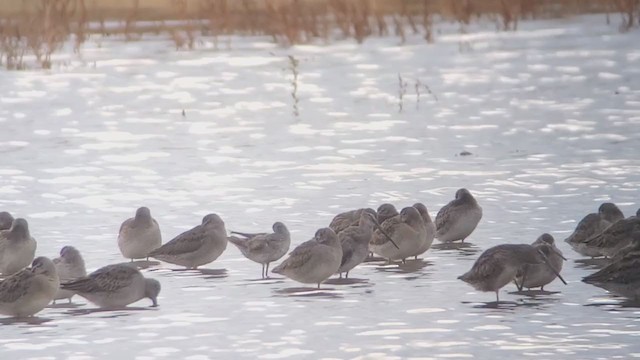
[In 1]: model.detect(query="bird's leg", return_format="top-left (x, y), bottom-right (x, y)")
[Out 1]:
top-left (517, 265), bottom-right (528, 292)
top-left (346, 272), bottom-right (349, 279)
top-left (265, 263), bottom-right (270, 279)
top-left (130, 259), bottom-right (133, 263)
top-left (317, 283), bottom-right (321, 289)
top-left (339, 273), bottom-right (342, 279)
top-left (541, 286), bottom-right (544, 291)
top-left (414, 256), bottom-right (418, 260)
top-left (68, 298), bottom-right (72, 304)
top-left (402, 258), bottom-right (406, 264)
top-left (495, 291), bottom-right (499, 303)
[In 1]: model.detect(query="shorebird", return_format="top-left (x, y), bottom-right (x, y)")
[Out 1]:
top-left (565, 203), bottom-right (625, 256)
top-left (370, 207), bottom-right (426, 262)
top-left (272, 227), bottom-right (342, 289)
top-left (228, 222), bottom-right (291, 279)
top-left (62, 263), bottom-right (160, 308)
top-left (52, 246), bottom-right (87, 304)
top-left (581, 209), bottom-right (640, 258)
top-left (514, 234), bottom-right (565, 291)
top-left (0, 218), bottom-right (37, 276)
top-left (0, 257), bottom-right (59, 317)
top-left (412, 203), bottom-right (436, 259)
top-left (329, 208), bottom-right (376, 235)
top-left (435, 188), bottom-right (482, 243)
top-left (583, 232), bottom-right (640, 300)
top-left (0, 212), bottom-right (14, 231)
top-left (149, 214), bottom-right (227, 269)
top-left (376, 203), bottom-right (399, 225)
top-left (458, 243), bottom-right (567, 302)
top-left (118, 207), bottom-right (162, 261)
top-left (337, 212), bottom-right (396, 278)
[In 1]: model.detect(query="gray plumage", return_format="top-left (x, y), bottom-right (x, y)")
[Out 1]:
top-left (337, 212), bottom-right (379, 278)
top-left (118, 207), bottom-right (162, 261)
top-left (515, 234), bottom-right (565, 290)
top-left (329, 208), bottom-right (376, 235)
top-left (582, 210), bottom-right (640, 258)
top-left (61, 263), bottom-right (160, 308)
top-left (272, 228), bottom-right (342, 289)
top-left (376, 203), bottom-right (399, 225)
top-left (459, 244), bottom-right (566, 302)
top-left (0, 212), bottom-right (14, 231)
top-left (435, 188), bottom-right (482, 243)
top-left (228, 222), bottom-right (291, 279)
top-left (0, 257), bottom-right (59, 317)
top-left (0, 218), bottom-right (37, 276)
top-left (412, 203), bottom-right (436, 258)
top-left (370, 207), bottom-right (426, 261)
top-left (149, 214), bottom-right (227, 269)
top-left (565, 203), bottom-right (625, 256)
top-left (52, 246), bottom-right (87, 303)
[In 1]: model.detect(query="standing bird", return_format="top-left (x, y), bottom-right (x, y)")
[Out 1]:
top-left (412, 203), bottom-right (436, 259)
top-left (118, 207), bottom-right (162, 261)
top-left (272, 228), bottom-right (342, 289)
top-left (376, 203), bottom-right (399, 225)
top-left (0, 212), bottom-right (14, 230)
top-left (581, 209), bottom-right (640, 258)
top-left (370, 207), bottom-right (426, 262)
top-left (514, 234), bottom-right (565, 291)
top-left (0, 218), bottom-right (37, 276)
top-left (583, 232), bottom-right (640, 300)
top-left (52, 246), bottom-right (87, 304)
top-left (458, 244), bottom-right (567, 302)
top-left (149, 214), bottom-right (227, 269)
top-left (0, 257), bottom-right (59, 318)
top-left (564, 203), bottom-right (625, 256)
top-left (228, 222), bottom-right (291, 279)
top-left (337, 212), bottom-right (395, 278)
top-left (61, 263), bottom-right (160, 309)
top-left (329, 208), bottom-right (376, 235)
top-left (435, 188), bottom-right (482, 243)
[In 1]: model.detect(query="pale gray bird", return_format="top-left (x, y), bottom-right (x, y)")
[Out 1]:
top-left (118, 207), bottom-right (162, 261)
top-left (228, 222), bottom-right (291, 279)
top-left (149, 214), bottom-right (227, 269)
top-left (412, 203), bottom-right (436, 259)
top-left (329, 208), bottom-right (376, 235)
top-left (337, 212), bottom-right (394, 278)
top-left (0, 218), bottom-right (37, 276)
top-left (0, 212), bottom-right (14, 231)
top-left (376, 203), bottom-right (399, 225)
top-left (370, 207), bottom-right (426, 262)
top-left (0, 257), bottom-right (59, 317)
top-left (61, 263), bottom-right (160, 309)
top-left (515, 234), bottom-right (565, 291)
top-left (52, 246), bottom-right (87, 304)
top-left (583, 232), bottom-right (640, 300)
top-left (272, 228), bottom-right (342, 289)
top-left (564, 203), bottom-right (625, 256)
top-left (458, 244), bottom-right (567, 302)
top-left (435, 188), bottom-right (482, 243)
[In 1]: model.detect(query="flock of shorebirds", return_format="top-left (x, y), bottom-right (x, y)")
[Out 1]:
top-left (0, 188), bottom-right (639, 318)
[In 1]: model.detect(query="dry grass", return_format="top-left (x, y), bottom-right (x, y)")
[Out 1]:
top-left (0, 0), bottom-right (637, 69)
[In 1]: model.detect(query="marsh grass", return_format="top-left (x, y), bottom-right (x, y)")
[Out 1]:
top-left (0, 0), bottom-right (638, 69)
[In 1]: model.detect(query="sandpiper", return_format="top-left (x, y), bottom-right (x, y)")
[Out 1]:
top-left (52, 246), bottom-right (87, 304)
top-left (272, 227), bottom-right (342, 289)
top-left (62, 263), bottom-right (160, 308)
top-left (0, 218), bottom-right (37, 276)
top-left (412, 203), bottom-right (436, 258)
top-left (514, 234), bottom-right (565, 291)
top-left (565, 203), bottom-right (625, 256)
top-left (0, 212), bottom-right (14, 231)
top-left (370, 207), bottom-right (426, 262)
top-left (118, 207), bottom-right (162, 261)
top-left (582, 208), bottom-right (640, 258)
top-left (435, 188), bottom-right (482, 243)
top-left (329, 208), bottom-right (376, 235)
top-left (0, 257), bottom-right (59, 317)
top-left (149, 214), bottom-right (227, 269)
top-left (376, 203), bottom-right (399, 225)
top-left (228, 222), bottom-right (291, 279)
top-left (458, 243), bottom-right (567, 302)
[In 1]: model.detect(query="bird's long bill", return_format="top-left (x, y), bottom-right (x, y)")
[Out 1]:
top-left (551, 246), bottom-right (568, 261)
top-left (373, 220), bottom-right (400, 250)
top-left (537, 249), bottom-right (568, 285)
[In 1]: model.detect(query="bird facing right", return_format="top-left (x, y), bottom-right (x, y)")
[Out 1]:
top-left (118, 206), bottom-right (162, 261)
top-left (514, 234), bottom-right (565, 291)
top-left (61, 263), bottom-right (160, 309)
top-left (0, 257), bottom-right (59, 318)
top-left (435, 188), bottom-right (482, 243)
top-left (228, 222), bottom-right (291, 279)
top-left (272, 227), bottom-right (342, 289)
top-left (329, 208), bottom-right (376, 235)
top-left (52, 246), bottom-right (87, 304)
top-left (0, 218), bottom-right (37, 276)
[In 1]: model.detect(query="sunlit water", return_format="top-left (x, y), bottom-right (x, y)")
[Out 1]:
top-left (1, 15), bottom-right (639, 359)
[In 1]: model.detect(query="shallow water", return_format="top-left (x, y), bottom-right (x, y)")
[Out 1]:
top-left (1, 15), bottom-right (640, 359)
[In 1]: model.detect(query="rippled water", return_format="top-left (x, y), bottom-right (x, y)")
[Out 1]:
top-left (1, 15), bottom-right (640, 359)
